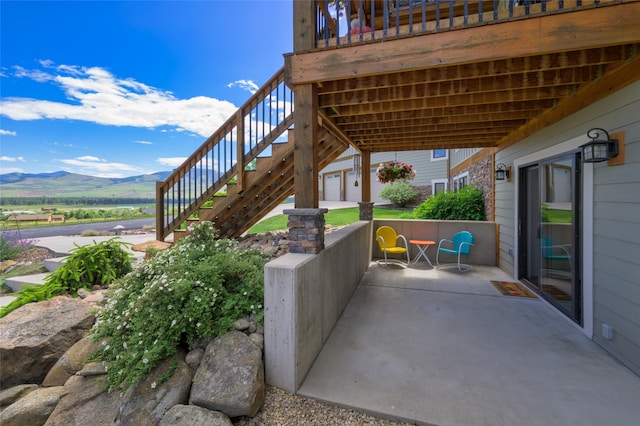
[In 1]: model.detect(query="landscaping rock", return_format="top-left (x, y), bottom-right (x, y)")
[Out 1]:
top-left (185, 348), bottom-right (204, 370)
top-left (44, 374), bottom-right (123, 426)
top-left (159, 404), bottom-right (233, 426)
top-left (0, 386), bottom-right (64, 426)
top-left (42, 335), bottom-right (101, 387)
top-left (0, 296), bottom-right (95, 389)
top-left (0, 384), bottom-right (38, 407)
top-left (116, 350), bottom-right (193, 426)
top-left (190, 331), bottom-right (264, 418)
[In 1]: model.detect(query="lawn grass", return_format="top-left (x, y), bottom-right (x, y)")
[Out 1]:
top-left (247, 207), bottom-right (411, 234)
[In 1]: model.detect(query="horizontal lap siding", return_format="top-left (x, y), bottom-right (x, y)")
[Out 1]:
top-left (592, 115), bottom-right (640, 374)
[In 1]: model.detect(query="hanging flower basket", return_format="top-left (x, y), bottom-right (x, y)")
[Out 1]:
top-left (376, 161), bottom-right (416, 184)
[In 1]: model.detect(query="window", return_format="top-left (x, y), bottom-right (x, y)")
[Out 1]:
top-left (431, 179), bottom-right (448, 194)
top-left (453, 172), bottom-right (468, 191)
top-left (431, 149), bottom-right (448, 161)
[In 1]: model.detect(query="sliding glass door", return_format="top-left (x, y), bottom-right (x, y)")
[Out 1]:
top-left (518, 152), bottom-right (582, 324)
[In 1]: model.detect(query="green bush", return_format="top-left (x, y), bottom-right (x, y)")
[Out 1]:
top-left (90, 221), bottom-right (269, 392)
top-left (413, 185), bottom-right (486, 221)
top-left (45, 238), bottom-right (133, 292)
top-left (379, 182), bottom-right (418, 208)
top-left (0, 238), bottom-right (133, 318)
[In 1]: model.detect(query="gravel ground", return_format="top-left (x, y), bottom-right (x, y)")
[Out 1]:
top-left (233, 387), bottom-right (414, 426)
top-left (13, 246), bottom-right (57, 263)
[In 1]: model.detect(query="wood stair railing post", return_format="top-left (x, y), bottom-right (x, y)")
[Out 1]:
top-left (236, 109), bottom-right (245, 192)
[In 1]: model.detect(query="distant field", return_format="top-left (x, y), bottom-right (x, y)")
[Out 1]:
top-left (2, 203), bottom-right (155, 212)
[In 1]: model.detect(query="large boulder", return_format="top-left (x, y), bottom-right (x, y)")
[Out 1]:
top-left (0, 384), bottom-right (38, 407)
top-left (189, 331), bottom-right (264, 418)
top-left (0, 296), bottom-right (95, 389)
top-left (42, 335), bottom-right (102, 387)
top-left (44, 373), bottom-right (123, 426)
top-left (115, 350), bottom-right (193, 425)
top-left (0, 386), bottom-right (64, 426)
top-left (159, 404), bottom-right (233, 426)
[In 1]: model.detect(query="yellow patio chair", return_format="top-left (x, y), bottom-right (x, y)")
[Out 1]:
top-left (376, 226), bottom-right (410, 267)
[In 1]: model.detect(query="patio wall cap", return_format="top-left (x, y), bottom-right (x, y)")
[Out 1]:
top-left (283, 208), bottom-right (329, 215)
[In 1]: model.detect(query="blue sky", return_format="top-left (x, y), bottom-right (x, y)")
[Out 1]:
top-left (0, 0), bottom-right (293, 178)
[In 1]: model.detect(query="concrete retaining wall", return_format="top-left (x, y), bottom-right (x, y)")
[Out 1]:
top-left (264, 221), bottom-right (371, 392)
top-left (373, 219), bottom-right (498, 266)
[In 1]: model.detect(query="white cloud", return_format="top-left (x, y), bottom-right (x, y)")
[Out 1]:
top-left (57, 156), bottom-right (145, 178)
top-left (157, 157), bottom-right (187, 167)
top-left (75, 155), bottom-right (103, 162)
top-left (1, 62), bottom-right (239, 137)
top-left (0, 129), bottom-right (17, 136)
top-left (227, 79), bottom-right (259, 95)
top-left (0, 155), bottom-right (25, 162)
top-left (134, 140), bottom-right (153, 145)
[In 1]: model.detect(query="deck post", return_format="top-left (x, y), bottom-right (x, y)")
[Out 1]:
top-left (284, 208), bottom-right (328, 254)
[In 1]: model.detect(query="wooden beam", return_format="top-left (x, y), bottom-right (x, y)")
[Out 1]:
top-left (293, 0), bottom-right (315, 52)
top-left (287, 3), bottom-right (640, 84)
top-left (293, 84), bottom-right (319, 208)
top-left (361, 150), bottom-right (371, 202)
top-left (497, 54), bottom-right (640, 150)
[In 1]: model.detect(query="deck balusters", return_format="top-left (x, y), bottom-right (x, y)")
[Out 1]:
top-left (314, 0), bottom-right (604, 47)
top-left (156, 68), bottom-right (293, 241)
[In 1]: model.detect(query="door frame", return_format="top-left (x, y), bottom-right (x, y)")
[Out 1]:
top-left (512, 135), bottom-right (594, 337)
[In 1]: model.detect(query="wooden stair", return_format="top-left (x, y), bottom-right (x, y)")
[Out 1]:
top-left (173, 127), bottom-right (347, 240)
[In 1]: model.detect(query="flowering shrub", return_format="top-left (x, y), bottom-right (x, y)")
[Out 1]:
top-left (90, 221), bottom-right (269, 391)
top-left (379, 181), bottom-right (418, 208)
top-left (376, 161), bottom-right (416, 183)
top-left (0, 231), bottom-right (37, 261)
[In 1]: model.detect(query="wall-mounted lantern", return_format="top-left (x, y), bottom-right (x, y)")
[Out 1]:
top-left (580, 128), bottom-right (619, 163)
top-left (495, 163), bottom-right (511, 181)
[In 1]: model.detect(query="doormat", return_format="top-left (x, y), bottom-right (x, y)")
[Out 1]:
top-left (490, 281), bottom-right (537, 298)
top-left (542, 285), bottom-right (571, 301)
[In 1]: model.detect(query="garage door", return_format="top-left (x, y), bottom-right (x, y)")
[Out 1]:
top-left (323, 173), bottom-right (342, 201)
top-left (344, 171), bottom-right (362, 202)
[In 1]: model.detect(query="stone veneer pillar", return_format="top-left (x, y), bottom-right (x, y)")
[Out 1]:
top-left (358, 202), bottom-right (374, 221)
top-left (283, 208), bottom-right (328, 254)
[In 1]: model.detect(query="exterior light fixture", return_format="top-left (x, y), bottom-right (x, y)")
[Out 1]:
top-left (580, 128), bottom-right (619, 163)
top-left (495, 163), bottom-right (510, 181)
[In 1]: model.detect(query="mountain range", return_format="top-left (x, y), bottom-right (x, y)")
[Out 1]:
top-left (0, 171), bottom-right (172, 199)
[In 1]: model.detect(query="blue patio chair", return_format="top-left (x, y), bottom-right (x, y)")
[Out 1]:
top-left (436, 231), bottom-right (474, 271)
top-left (376, 226), bottom-right (410, 267)
top-left (541, 236), bottom-right (572, 271)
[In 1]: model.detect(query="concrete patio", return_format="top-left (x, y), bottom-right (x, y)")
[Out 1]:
top-left (297, 263), bottom-right (640, 426)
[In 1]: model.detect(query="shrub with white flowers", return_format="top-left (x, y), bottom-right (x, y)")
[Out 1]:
top-left (90, 221), bottom-right (269, 391)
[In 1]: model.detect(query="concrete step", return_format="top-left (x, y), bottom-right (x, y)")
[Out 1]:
top-left (44, 256), bottom-right (68, 272)
top-left (4, 273), bottom-right (49, 292)
top-left (0, 295), bottom-right (18, 308)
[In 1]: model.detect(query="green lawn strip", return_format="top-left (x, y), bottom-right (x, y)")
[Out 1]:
top-left (247, 207), bottom-right (409, 234)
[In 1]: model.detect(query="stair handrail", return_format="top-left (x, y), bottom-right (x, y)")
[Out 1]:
top-left (156, 66), bottom-right (293, 241)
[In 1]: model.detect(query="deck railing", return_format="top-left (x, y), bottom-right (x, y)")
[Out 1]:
top-left (156, 67), bottom-right (293, 241)
top-left (316, 0), bottom-right (613, 48)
